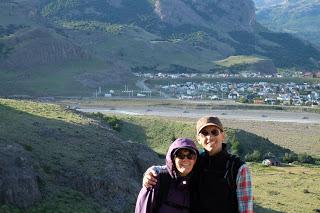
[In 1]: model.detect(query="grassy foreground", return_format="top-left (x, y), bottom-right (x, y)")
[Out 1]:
top-left (251, 163), bottom-right (320, 213)
top-left (0, 98), bottom-right (319, 212)
top-left (104, 114), bottom-right (320, 213)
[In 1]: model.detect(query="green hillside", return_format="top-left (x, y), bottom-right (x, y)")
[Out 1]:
top-left (1, 0), bottom-right (320, 96)
top-left (0, 98), bottom-right (319, 212)
top-left (0, 98), bottom-right (159, 212)
top-left (39, 0), bottom-right (320, 71)
top-left (116, 115), bottom-right (293, 160)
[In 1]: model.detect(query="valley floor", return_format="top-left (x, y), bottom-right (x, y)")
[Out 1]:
top-left (67, 98), bottom-right (320, 157)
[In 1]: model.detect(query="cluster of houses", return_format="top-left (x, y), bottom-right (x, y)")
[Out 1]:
top-left (159, 80), bottom-right (320, 106)
top-left (134, 71), bottom-right (320, 79)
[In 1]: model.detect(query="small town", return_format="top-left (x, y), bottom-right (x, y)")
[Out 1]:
top-left (133, 72), bottom-right (320, 106)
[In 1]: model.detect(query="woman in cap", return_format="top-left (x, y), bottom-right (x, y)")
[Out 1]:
top-left (135, 138), bottom-right (198, 213)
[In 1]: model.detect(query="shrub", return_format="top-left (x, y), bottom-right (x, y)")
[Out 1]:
top-left (23, 144), bottom-right (33, 152)
top-left (282, 152), bottom-right (298, 163)
top-left (297, 153), bottom-right (315, 164)
top-left (230, 135), bottom-right (243, 155)
top-left (245, 150), bottom-right (262, 162)
top-left (103, 115), bottom-right (121, 131)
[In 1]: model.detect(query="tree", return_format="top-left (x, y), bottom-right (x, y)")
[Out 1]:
top-left (245, 150), bottom-right (262, 162)
top-left (282, 152), bottom-right (298, 163)
top-left (298, 153), bottom-right (315, 164)
top-left (230, 135), bottom-right (243, 156)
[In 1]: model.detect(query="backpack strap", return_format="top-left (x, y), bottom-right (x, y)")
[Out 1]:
top-left (154, 171), bottom-right (171, 212)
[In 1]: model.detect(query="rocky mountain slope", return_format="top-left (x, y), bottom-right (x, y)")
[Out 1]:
top-left (255, 0), bottom-right (320, 46)
top-left (0, 0), bottom-right (320, 96)
top-left (0, 99), bottom-right (161, 212)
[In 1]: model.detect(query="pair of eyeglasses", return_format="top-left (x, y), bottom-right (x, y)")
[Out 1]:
top-left (175, 152), bottom-right (196, 160)
top-left (200, 129), bottom-right (221, 137)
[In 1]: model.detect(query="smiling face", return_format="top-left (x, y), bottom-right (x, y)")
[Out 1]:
top-left (174, 149), bottom-right (197, 176)
top-left (197, 125), bottom-right (225, 156)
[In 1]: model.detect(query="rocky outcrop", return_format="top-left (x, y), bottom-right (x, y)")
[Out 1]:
top-left (0, 138), bottom-right (160, 212)
top-left (154, 0), bottom-right (210, 28)
top-left (0, 143), bottom-right (41, 208)
top-left (0, 98), bottom-right (162, 212)
top-left (154, 0), bottom-right (256, 32)
top-left (54, 141), bottom-right (161, 212)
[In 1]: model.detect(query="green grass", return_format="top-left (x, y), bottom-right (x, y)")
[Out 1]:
top-left (104, 114), bottom-right (294, 160)
top-left (0, 59), bottom-right (134, 96)
top-left (251, 163), bottom-right (320, 213)
top-left (117, 115), bottom-right (197, 154)
top-left (214, 55), bottom-right (266, 67)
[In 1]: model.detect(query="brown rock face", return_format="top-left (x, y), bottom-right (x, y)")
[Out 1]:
top-left (154, 0), bottom-right (256, 32)
top-left (54, 140), bottom-right (161, 212)
top-left (0, 143), bottom-right (41, 208)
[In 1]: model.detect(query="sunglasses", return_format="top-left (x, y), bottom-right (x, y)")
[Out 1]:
top-left (200, 129), bottom-right (221, 137)
top-left (175, 152), bottom-right (196, 160)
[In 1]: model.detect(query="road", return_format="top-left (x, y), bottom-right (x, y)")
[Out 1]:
top-left (135, 79), bottom-right (171, 98)
top-left (78, 105), bottom-right (320, 124)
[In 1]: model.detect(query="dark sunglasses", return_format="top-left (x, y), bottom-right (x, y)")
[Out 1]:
top-left (200, 129), bottom-right (221, 137)
top-left (175, 152), bottom-right (196, 160)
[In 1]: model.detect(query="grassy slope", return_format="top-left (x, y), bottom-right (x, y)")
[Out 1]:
top-left (0, 98), bottom-right (122, 212)
top-left (115, 114), bottom-right (292, 159)
top-left (0, 60), bottom-right (106, 96)
top-left (0, 4), bottom-right (138, 97)
top-left (251, 163), bottom-right (320, 213)
top-left (0, 98), bottom-right (319, 212)
top-left (225, 119), bottom-right (320, 158)
top-left (66, 23), bottom-right (221, 72)
top-left (215, 55), bottom-right (266, 67)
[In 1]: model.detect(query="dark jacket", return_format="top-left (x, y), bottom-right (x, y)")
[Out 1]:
top-left (135, 138), bottom-right (198, 213)
top-left (192, 144), bottom-right (244, 213)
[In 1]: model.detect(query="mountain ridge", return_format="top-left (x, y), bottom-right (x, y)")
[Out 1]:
top-left (0, 0), bottom-right (320, 96)
top-left (255, 0), bottom-right (320, 46)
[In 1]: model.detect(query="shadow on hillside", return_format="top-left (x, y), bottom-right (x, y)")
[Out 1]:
top-left (234, 129), bottom-right (294, 158)
top-left (118, 120), bottom-right (149, 144)
top-left (254, 203), bottom-right (284, 213)
top-left (118, 120), bottom-right (167, 158)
